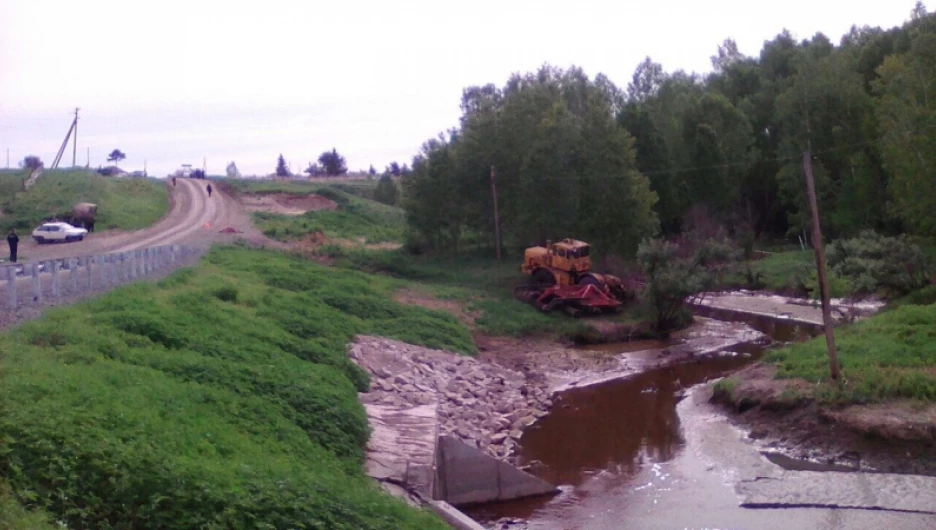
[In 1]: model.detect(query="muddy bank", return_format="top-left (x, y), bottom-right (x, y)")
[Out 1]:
top-left (711, 363), bottom-right (936, 476)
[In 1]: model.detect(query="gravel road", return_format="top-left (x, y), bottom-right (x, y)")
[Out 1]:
top-left (0, 177), bottom-right (278, 330)
top-left (8, 177), bottom-right (267, 264)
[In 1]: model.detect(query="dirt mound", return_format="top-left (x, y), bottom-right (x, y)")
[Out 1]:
top-left (241, 193), bottom-right (338, 215)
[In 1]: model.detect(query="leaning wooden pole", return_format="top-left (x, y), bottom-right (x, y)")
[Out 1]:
top-left (490, 165), bottom-right (502, 260)
top-left (803, 151), bottom-right (840, 381)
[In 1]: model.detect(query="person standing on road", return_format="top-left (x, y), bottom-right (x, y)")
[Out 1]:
top-left (6, 228), bottom-right (19, 263)
top-left (172, 176), bottom-right (177, 187)
top-left (206, 183), bottom-right (213, 197)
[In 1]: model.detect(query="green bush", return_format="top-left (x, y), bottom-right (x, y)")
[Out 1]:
top-left (827, 231), bottom-right (932, 297)
top-left (0, 246), bottom-right (468, 529)
top-left (637, 237), bottom-right (735, 332)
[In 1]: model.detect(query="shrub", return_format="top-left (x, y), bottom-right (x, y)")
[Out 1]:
top-left (827, 231), bottom-right (931, 297)
top-left (637, 236), bottom-right (735, 333)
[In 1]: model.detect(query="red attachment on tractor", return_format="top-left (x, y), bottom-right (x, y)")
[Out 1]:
top-left (515, 283), bottom-right (622, 317)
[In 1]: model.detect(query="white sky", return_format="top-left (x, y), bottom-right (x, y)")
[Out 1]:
top-left (0, 0), bottom-right (922, 177)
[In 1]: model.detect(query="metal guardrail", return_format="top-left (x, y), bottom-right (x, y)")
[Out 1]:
top-left (1, 244), bottom-right (202, 311)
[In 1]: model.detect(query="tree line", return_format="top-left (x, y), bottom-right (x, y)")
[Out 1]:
top-left (402, 4), bottom-right (936, 256)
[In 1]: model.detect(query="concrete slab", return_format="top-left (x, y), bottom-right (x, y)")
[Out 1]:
top-left (434, 435), bottom-right (559, 506)
top-left (738, 471), bottom-right (936, 514)
top-left (363, 402), bottom-right (439, 500)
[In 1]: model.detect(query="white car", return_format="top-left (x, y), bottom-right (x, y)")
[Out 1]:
top-left (32, 222), bottom-right (88, 244)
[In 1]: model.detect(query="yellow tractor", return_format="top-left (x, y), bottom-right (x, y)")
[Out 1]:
top-left (516, 238), bottom-right (632, 315)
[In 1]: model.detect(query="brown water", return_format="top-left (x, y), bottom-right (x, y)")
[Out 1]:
top-left (463, 342), bottom-right (764, 522)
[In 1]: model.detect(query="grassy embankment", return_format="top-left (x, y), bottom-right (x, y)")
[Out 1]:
top-left (716, 240), bottom-right (936, 406)
top-left (223, 178), bottom-right (643, 340)
top-left (0, 245), bottom-right (472, 529)
top-left (0, 169), bottom-right (169, 236)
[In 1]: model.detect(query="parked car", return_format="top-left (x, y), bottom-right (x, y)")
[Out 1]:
top-left (32, 222), bottom-right (88, 244)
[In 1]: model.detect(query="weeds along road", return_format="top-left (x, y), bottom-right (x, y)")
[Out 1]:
top-left (15, 178), bottom-right (235, 262)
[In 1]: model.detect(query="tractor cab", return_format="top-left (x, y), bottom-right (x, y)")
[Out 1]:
top-left (548, 238), bottom-right (591, 273)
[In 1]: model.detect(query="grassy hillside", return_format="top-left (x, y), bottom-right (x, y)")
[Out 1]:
top-left (225, 179), bottom-right (405, 245)
top-left (0, 246), bottom-right (473, 529)
top-left (0, 169), bottom-right (169, 233)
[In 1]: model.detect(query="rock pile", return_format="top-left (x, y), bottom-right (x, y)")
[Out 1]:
top-left (349, 336), bottom-right (553, 462)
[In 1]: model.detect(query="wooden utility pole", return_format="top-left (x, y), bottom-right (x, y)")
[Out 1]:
top-left (803, 151), bottom-right (840, 381)
top-left (72, 107), bottom-right (79, 167)
top-left (490, 165), bottom-right (502, 260)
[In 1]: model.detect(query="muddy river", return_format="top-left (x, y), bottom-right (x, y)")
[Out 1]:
top-left (464, 314), bottom-right (936, 530)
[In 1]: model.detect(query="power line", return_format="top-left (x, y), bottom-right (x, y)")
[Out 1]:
top-left (639, 139), bottom-right (878, 177)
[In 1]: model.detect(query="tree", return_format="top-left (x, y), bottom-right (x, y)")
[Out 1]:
top-left (711, 38), bottom-right (745, 72)
top-left (226, 161), bottom-right (241, 178)
top-left (317, 148), bottom-right (348, 176)
top-left (403, 65), bottom-right (659, 256)
top-left (637, 236), bottom-right (735, 333)
top-left (374, 174), bottom-right (399, 206)
top-left (627, 57), bottom-right (666, 101)
top-left (275, 154), bottom-right (290, 177)
top-left (305, 163), bottom-right (323, 176)
top-left (388, 161), bottom-right (402, 177)
top-left (19, 155), bottom-right (43, 170)
top-left (107, 149), bottom-right (126, 164)
top-left (368, 165), bottom-right (377, 176)
top-left (874, 32), bottom-right (936, 234)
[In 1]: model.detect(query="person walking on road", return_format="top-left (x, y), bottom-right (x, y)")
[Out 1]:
top-left (206, 183), bottom-right (213, 197)
top-left (6, 228), bottom-right (19, 263)
top-left (172, 176), bottom-right (177, 187)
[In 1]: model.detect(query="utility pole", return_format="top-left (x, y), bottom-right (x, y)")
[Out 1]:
top-left (490, 165), bottom-right (502, 260)
top-left (803, 151), bottom-right (840, 381)
top-left (86, 147), bottom-right (90, 168)
top-left (72, 107), bottom-right (79, 167)
top-left (6, 148), bottom-right (9, 168)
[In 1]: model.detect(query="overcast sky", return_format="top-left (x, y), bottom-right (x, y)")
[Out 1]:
top-left (0, 0), bottom-right (922, 177)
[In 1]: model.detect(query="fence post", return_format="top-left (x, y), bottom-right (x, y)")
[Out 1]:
top-left (5, 266), bottom-right (15, 311)
top-left (69, 258), bottom-right (78, 294)
top-left (51, 261), bottom-right (60, 299)
top-left (138, 249), bottom-right (145, 277)
top-left (100, 255), bottom-right (109, 287)
top-left (32, 263), bottom-right (42, 303)
top-left (85, 256), bottom-right (93, 290)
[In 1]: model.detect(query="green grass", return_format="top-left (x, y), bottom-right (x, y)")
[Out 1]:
top-left (732, 250), bottom-right (814, 293)
top-left (765, 303), bottom-right (936, 403)
top-left (0, 481), bottom-right (58, 530)
top-left (0, 169), bottom-right (169, 233)
top-left (223, 177), bottom-right (378, 200)
top-left (0, 246), bottom-right (475, 529)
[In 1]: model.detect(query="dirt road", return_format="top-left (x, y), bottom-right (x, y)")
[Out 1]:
top-left (12, 178), bottom-right (267, 263)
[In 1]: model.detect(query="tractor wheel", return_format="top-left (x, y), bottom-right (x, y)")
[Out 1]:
top-left (577, 274), bottom-right (603, 288)
top-left (532, 268), bottom-right (556, 287)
